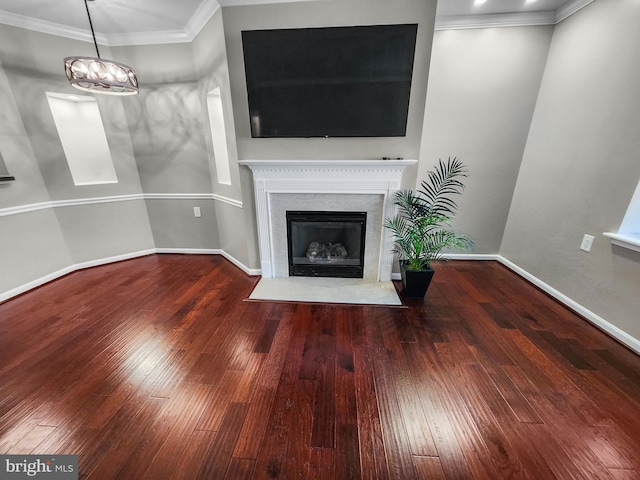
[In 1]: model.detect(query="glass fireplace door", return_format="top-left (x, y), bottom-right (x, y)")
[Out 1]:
top-left (286, 211), bottom-right (367, 278)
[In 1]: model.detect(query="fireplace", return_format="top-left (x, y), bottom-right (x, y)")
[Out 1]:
top-left (239, 159), bottom-right (417, 282)
top-left (287, 211), bottom-right (367, 278)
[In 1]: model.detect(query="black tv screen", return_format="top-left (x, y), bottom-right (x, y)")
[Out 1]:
top-left (241, 24), bottom-right (418, 138)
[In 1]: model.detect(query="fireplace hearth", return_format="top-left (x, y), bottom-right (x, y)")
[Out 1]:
top-left (287, 211), bottom-right (367, 278)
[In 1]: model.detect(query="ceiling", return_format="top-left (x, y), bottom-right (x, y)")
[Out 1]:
top-left (0, 0), bottom-right (590, 46)
top-left (437, 0), bottom-right (575, 17)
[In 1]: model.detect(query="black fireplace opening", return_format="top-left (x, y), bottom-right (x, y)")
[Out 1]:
top-left (286, 211), bottom-right (367, 278)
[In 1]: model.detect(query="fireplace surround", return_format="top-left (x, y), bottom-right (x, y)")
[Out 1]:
top-left (240, 159), bottom-right (417, 282)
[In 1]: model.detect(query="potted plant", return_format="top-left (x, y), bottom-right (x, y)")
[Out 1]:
top-left (384, 157), bottom-right (474, 297)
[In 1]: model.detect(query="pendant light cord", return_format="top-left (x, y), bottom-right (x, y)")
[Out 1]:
top-left (84, 0), bottom-right (101, 59)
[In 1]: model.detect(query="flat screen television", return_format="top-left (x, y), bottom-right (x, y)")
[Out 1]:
top-left (241, 24), bottom-right (418, 138)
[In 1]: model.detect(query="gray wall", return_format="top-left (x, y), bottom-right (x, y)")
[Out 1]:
top-left (113, 22), bottom-right (227, 253)
top-left (501, 0), bottom-right (640, 341)
top-left (113, 42), bottom-right (210, 194)
top-left (418, 26), bottom-right (553, 253)
top-left (0, 210), bottom-right (72, 295)
top-left (0, 43), bottom-right (73, 295)
top-left (55, 202), bottom-right (154, 264)
top-left (0, 24), bottom-right (154, 297)
top-left (146, 199), bottom-right (220, 249)
top-left (0, 57), bottom-right (51, 208)
top-left (192, 8), bottom-right (251, 266)
top-left (192, 9), bottom-right (243, 202)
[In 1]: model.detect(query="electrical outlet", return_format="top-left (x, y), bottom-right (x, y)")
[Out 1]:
top-left (580, 234), bottom-right (594, 252)
top-left (193, 206), bottom-right (201, 218)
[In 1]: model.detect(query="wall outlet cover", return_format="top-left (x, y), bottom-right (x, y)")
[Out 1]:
top-left (580, 234), bottom-right (594, 252)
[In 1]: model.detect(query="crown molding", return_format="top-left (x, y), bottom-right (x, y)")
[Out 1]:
top-left (0, 9), bottom-right (108, 44)
top-left (435, 11), bottom-right (557, 30)
top-left (435, 0), bottom-right (597, 30)
top-left (184, 0), bottom-right (222, 42)
top-left (85, 0), bottom-right (221, 46)
top-left (0, 0), bottom-right (221, 47)
top-left (218, 0), bottom-right (323, 6)
top-left (0, 0), bottom-right (597, 44)
top-left (556, 0), bottom-right (595, 23)
top-left (105, 30), bottom-right (193, 47)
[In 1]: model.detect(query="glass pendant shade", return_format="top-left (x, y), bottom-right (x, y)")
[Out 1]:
top-left (64, 56), bottom-right (138, 95)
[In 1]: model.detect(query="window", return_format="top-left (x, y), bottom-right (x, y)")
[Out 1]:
top-left (206, 87), bottom-right (232, 185)
top-left (604, 178), bottom-right (640, 252)
top-left (46, 92), bottom-right (118, 186)
top-left (618, 179), bottom-right (640, 236)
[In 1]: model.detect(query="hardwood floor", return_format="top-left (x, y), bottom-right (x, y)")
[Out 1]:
top-left (1, 254), bottom-right (640, 479)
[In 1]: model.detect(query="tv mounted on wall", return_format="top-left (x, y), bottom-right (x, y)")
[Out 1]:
top-left (241, 24), bottom-right (418, 138)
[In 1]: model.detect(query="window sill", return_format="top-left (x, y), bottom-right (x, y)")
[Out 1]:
top-left (603, 232), bottom-right (640, 253)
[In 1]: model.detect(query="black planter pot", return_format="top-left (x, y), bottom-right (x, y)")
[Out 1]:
top-left (400, 262), bottom-right (435, 298)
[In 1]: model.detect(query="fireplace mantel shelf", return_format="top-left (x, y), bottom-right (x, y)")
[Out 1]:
top-left (239, 159), bottom-right (417, 168)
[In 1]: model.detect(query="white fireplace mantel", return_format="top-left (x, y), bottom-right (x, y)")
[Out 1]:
top-left (240, 159), bottom-right (417, 281)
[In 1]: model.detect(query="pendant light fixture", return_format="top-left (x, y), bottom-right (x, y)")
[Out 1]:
top-left (64, 0), bottom-right (139, 95)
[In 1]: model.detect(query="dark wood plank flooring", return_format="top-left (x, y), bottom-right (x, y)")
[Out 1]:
top-left (1, 254), bottom-right (640, 479)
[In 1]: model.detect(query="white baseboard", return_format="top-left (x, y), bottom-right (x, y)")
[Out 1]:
top-left (4, 250), bottom-right (638, 355)
top-left (154, 248), bottom-right (261, 276)
top-left (389, 254), bottom-right (640, 355)
top-left (497, 255), bottom-right (640, 355)
top-left (1, 248), bottom-right (260, 304)
top-left (1, 266), bottom-right (75, 304)
top-left (155, 248), bottom-right (222, 255)
top-left (217, 251), bottom-right (262, 276)
top-left (0, 249), bottom-right (156, 303)
top-left (75, 249), bottom-right (158, 271)
top-left (443, 253), bottom-right (500, 261)
top-left (390, 253), bottom-right (499, 280)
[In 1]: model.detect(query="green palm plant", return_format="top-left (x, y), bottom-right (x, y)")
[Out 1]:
top-left (385, 157), bottom-right (474, 271)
